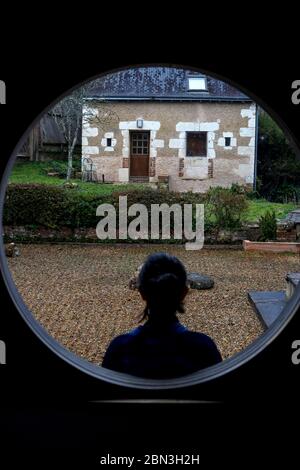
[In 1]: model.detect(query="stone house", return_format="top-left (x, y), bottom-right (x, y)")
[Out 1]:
top-left (82, 67), bottom-right (257, 192)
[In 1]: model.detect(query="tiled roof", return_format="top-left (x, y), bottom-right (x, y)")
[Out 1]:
top-left (85, 66), bottom-right (251, 102)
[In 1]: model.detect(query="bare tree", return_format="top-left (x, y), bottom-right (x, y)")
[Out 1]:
top-left (43, 81), bottom-right (118, 181)
top-left (50, 89), bottom-right (83, 180)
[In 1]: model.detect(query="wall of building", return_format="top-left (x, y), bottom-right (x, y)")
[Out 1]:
top-left (82, 101), bottom-right (256, 192)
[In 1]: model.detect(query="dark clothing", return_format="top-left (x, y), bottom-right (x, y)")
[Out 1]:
top-left (102, 318), bottom-right (222, 379)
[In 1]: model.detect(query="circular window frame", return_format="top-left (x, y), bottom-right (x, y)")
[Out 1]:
top-left (1, 63), bottom-right (300, 390)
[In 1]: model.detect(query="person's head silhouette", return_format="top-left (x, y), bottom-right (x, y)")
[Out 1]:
top-left (137, 253), bottom-right (188, 323)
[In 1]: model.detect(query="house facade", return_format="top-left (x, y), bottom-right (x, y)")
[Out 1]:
top-left (82, 67), bottom-right (257, 192)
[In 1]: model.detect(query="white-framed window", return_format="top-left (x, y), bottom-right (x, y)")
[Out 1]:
top-left (225, 137), bottom-right (231, 147)
top-left (188, 77), bottom-right (207, 91)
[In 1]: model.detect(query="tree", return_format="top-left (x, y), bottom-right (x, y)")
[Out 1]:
top-left (43, 81), bottom-right (118, 181)
top-left (257, 111), bottom-right (300, 202)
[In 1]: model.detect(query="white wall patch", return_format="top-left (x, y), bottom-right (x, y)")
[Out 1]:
top-left (82, 127), bottom-right (99, 137)
top-left (238, 146), bottom-right (254, 157)
top-left (169, 138), bottom-right (185, 149)
top-left (240, 127), bottom-right (255, 137)
top-left (200, 122), bottom-right (219, 132)
top-left (82, 146), bottom-right (99, 155)
top-left (119, 120), bottom-right (160, 131)
top-left (119, 168), bottom-right (129, 182)
top-left (153, 139), bottom-right (164, 148)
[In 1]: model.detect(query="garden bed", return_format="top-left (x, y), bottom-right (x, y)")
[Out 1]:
top-left (243, 240), bottom-right (300, 253)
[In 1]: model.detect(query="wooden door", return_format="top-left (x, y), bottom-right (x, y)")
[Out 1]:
top-left (130, 131), bottom-right (150, 177)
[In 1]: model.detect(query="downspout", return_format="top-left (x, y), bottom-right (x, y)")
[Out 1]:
top-left (253, 104), bottom-right (260, 191)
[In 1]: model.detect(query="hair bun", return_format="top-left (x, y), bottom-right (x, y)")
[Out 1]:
top-left (148, 272), bottom-right (180, 292)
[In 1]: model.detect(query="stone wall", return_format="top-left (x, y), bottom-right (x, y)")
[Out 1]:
top-left (277, 223), bottom-right (299, 242)
top-left (3, 224), bottom-right (261, 245)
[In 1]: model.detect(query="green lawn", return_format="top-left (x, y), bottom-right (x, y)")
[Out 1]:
top-left (242, 200), bottom-right (297, 222)
top-left (9, 161), bottom-right (298, 221)
top-left (9, 161), bottom-right (145, 196)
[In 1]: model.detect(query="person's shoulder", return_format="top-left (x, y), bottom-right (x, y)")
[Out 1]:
top-left (182, 330), bottom-right (221, 354)
top-left (107, 326), bottom-right (143, 349)
top-left (180, 329), bottom-right (223, 367)
top-left (185, 330), bottom-right (216, 344)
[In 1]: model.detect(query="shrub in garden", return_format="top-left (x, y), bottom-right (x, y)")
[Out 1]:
top-left (43, 158), bottom-right (81, 178)
top-left (111, 188), bottom-right (205, 236)
top-left (3, 185), bottom-right (206, 234)
top-left (4, 184), bottom-right (102, 229)
top-left (205, 186), bottom-right (249, 230)
top-left (258, 210), bottom-right (277, 241)
top-left (4, 184), bottom-right (69, 228)
top-left (230, 183), bottom-right (247, 195)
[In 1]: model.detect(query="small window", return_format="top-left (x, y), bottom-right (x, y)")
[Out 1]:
top-left (186, 132), bottom-right (207, 157)
top-left (225, 137), bottom-right (231, 147)
top-left (107, 138), bottom-right (112, 147)
top-left (188, 77), bottom-right (207, 91)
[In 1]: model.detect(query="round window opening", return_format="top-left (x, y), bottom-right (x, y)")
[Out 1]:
top-left (1, 64), bottom-right (300, 390)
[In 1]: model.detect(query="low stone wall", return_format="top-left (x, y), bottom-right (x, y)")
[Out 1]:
top-left (277, 223), bottom-right (299, 242)
top-left (3, 225), bottom-right (98, 243)
top-left (3, 224), bottom-right (261, 245)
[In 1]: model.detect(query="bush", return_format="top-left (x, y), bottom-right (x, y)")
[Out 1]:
top-left (230, 183), bottom-right (260, 200)
top-left (258, 210), bottom-right (277, 241)
top-left (112, 187), bottom-right (204, 209)
top-left (269, 184), bottom-right (300, 204)
top-left (245, 189), bottom-right (260, 200)
top-left (43, 158), bottom-right (81, 178)
top-left (4, 184), bottom-right (69, 229)
top-left (205, 187), bottom-right (248, 230)
top-left (230, 183), bottom-right (247, 195)
top-left (3, 185), bottom-right (206, 232)
top-left (3, 184), bottom-right (106, 229)
top-left (112, 188), bottom-right (206, 235)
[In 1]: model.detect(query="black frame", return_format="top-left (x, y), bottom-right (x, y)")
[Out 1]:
top-left (1, 64), bottom-right (300, 390)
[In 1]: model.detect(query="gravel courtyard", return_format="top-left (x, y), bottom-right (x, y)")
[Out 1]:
top-left (7, 244), bottom-right (300, 365)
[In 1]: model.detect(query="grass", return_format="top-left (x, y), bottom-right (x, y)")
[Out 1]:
top-left (9, 161), bottom-right (299, 221)
top-left (243, 200), bottom-right (297, 222)
top-left (9, 161), bottom-right (145, 196)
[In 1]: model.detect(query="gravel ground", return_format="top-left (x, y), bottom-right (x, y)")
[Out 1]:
top-left (7, 244), bottom-right (300, 365)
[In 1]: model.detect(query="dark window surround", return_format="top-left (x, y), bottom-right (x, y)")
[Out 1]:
top-left (186, 131), bottom-right (207, 157)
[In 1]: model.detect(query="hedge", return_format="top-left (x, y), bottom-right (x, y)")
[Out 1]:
top-left (3, 184), bottom-right (206, 230)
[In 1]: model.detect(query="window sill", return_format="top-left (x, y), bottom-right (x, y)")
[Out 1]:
top-left (181, 176), bottom-right (209, 181)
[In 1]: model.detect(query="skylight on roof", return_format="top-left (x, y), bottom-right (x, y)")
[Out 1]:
top-left (188, 77), bottom-right (207, 91)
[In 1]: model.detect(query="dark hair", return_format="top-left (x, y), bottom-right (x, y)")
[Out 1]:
top-left (137, 253), bottom-right (187, 322)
